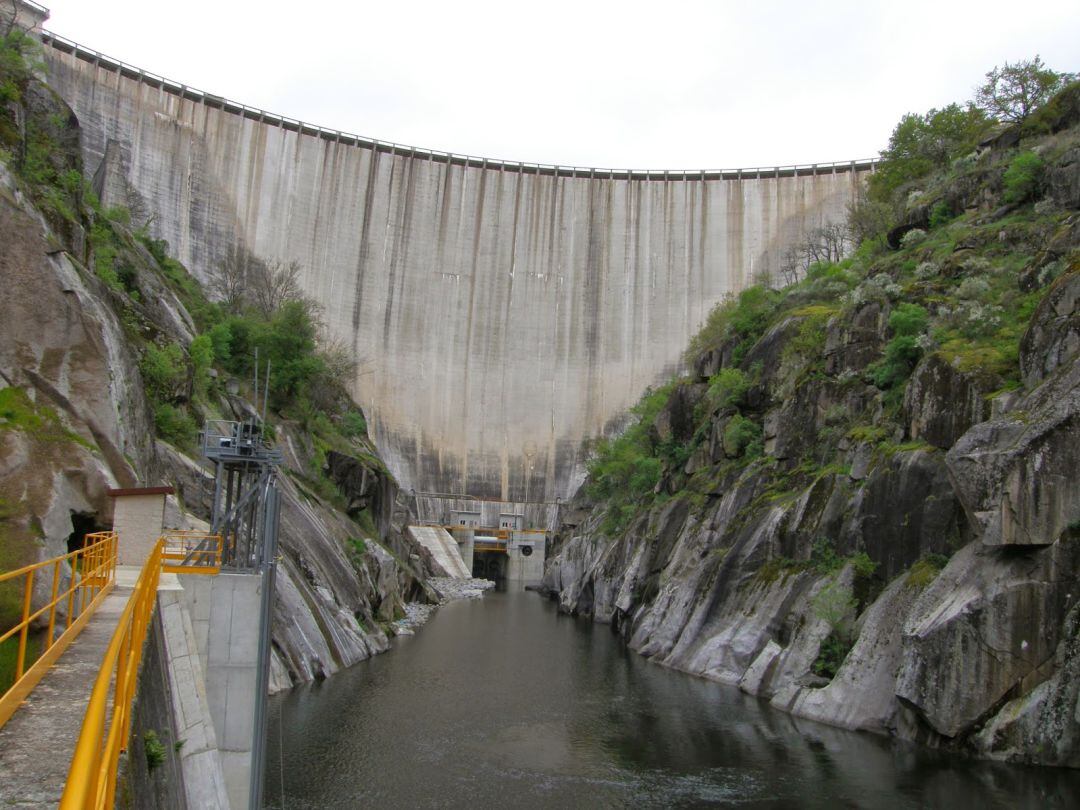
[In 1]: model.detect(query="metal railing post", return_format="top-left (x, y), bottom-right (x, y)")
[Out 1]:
top-left (16, 570), bottom-right (34, 680)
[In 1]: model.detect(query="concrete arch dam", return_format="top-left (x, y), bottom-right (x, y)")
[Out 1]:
top-left (41, 33), bottom-right (874, 503)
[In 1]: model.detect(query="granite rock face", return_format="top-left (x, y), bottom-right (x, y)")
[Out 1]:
top-left (0, 77), bottom-right (429, 695)
top-left (0, 158), bottom-right (146, 591)
top-left (544, 253), bottom-right (1080, 765)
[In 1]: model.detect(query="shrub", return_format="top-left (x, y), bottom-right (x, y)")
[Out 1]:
top-left (906, 553), bottom-right (950, 588)
top-left (889, 303), bottom-right (929, 337)
top-left (813, 631), bottom-right (852, 679)
top-left (1002, 151), bottom-right (1044, 204)
top-left (154, 403), bottom-right (197, 449)
top-left (341, 411), bottom-right (367, 438)
top-left (849, 552), bottom-right (878, 580)
top-left (868, 303), bottom-right (928, 390)
top-left (144, 730), bottom-right (166, 772)
top-left (811, 579), bottom-right (856, 634)
top-left (928, 201), bottom-right (955, 229)
top-left (685, 285), bottom-right (778, 364)
top-left (869, 335), bottom-right (920, 390)
top-left (811, 536), bottom-right (844, 574)
top-left (140, 343), bottom-right (187, 401)
top-left (706, 368), bottom-right (750, 411)
top-left (899, 228), bottom-right (927, 249)
top-left (188, 334), bottom-right (214, 399)
top-left (722, 414), bottom-right (762, 458)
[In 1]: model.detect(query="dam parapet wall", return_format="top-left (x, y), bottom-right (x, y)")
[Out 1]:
top-left (40, 30), bottom-right (874, 503)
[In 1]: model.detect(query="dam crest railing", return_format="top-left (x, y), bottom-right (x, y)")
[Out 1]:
top-left (40, 30), bottom-right (877, 182)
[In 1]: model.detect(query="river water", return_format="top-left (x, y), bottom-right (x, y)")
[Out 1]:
top-left (265, 590), bottom-right (1080, 809)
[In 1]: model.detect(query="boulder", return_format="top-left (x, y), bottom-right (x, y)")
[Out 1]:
top-left (1047, 146), bottom-right (1080, 210)
top-left (947, 359), bottom-right (1080, 547)
top-left (1019, 269), bottom-right (1080, 388)
top-left (789, 573), bottom-right (922, 733)
top-left (325, 450), bottom-right (399, 539)
top-left (974, 596), bottom-right (1080, 767)
top-left (902, 353), bottom-right (996, 449)
top-left (897, 534), bottom-right (1080, 739)
top-left (651, 382), bottom-right (705, 445)
top-left (824, 302), bottom-right (883, 377)
top-left (839, 447), bottom-right (963, 579)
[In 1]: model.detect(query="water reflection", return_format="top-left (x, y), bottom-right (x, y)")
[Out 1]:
top-left (266, 590), bottom-right (1079, 809)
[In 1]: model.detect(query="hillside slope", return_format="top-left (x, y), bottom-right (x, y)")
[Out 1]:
top-left (544, 84), bottom-right (1080, 766)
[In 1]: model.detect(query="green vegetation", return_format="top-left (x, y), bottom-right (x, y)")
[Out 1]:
top-left (706, 368), bottom-right (750, 411)
top-left (867, 103), bottom-right (989, 204)
top-left (1002, 151), bottom-right (1044, 204)
top-left (0, 633), bottom-right (42, 694)
top-left (975, 56), bottom-right (1076, 124)
top-left (0, 387), bottom-right (90, 448)
top-left (580, 56), bottom-right (1076, 654)
top-left (722, 414), bottom-right (762, 459)
top-left (143, 730), bottom-right (166, 772)
top-left (868, 303), bottom-right (928, 393)
top-left (586, 383), bottom-right (673, 533)
top-left (810, 579), bottom-right (858, 679)
top-left (684, 285), bottom-right (779, 365)
top-left (906, 553), bottom-right (950, 588)
top-left (0, 30), bottom-right (386, 548)
top-left (348, 536), bottom-right (367, 559)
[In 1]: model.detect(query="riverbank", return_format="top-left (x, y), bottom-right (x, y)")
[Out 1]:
top-left (390, 577), bottom-right (496, 636)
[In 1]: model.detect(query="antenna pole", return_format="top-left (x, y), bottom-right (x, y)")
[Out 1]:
top-left (253, 347), bottom-right (260, 421)
top-left (262, 359), bottom-right (271, 424)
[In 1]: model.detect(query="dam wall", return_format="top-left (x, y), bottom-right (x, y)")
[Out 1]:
top-left (40, 32), bottom-right (874, 502)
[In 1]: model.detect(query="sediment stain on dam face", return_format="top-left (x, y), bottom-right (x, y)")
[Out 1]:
top-left (43, 38), bottom-right (871, 501)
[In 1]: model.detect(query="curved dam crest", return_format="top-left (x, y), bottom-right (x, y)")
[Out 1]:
top-left (41, 34), bottom-right (873, 502)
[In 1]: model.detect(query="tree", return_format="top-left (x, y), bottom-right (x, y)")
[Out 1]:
top-left (249, 258), bottom-right (303, 319)
top-left (211, 244), bottom-right (261, 314)
top-left (868, 103), bottom-right (989, 202)
top-left (780, 222), bottom-right (852, 285)
top-left (211, 244), bottom-right (306, 317)
top-left (976, 56), bottom-right (1076, 123)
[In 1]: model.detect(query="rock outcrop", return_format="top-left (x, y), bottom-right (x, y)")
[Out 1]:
top-left (542, 114), bottom-right (1080, 766)
top-left (0, 71), bottom-right (432, 694)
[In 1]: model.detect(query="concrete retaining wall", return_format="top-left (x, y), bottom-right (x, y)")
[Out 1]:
top-left (179, 573), bottom-right (262, 810)
top-left (117, 605), bottom-right (187, 810)
top-left (41, 34), bottom-right (872, 502)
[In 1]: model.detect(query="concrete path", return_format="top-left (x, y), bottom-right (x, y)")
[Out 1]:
top-left (0, 576), bottom-right (134, 808)
top-left (407, 526), bottom-right (471, 578)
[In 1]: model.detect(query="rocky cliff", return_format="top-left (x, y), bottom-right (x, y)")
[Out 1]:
top-left (543, 87), bottom-right (1080, 767)
top-left (0, 35), bottom-right (436, 693)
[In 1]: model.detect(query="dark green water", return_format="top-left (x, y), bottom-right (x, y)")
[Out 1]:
top-left (265, 590), bottom-right (1079, 809)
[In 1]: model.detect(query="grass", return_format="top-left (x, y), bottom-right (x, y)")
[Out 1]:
top-left (0, 632), bottom-right (44, 694)
top-left (0, 387), bottom-right (91, 449)
top-left (906, 554), bottom-right (950, 588)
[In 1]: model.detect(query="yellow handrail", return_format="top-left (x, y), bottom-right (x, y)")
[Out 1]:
top-left (0, 532), bottom-right (117, 729)
top-left (161, 531), bottom-right (222, 574)
top-left (59, 539), bottom-right (163, 810)
top-left (59, 531), bottom-right (223, 809)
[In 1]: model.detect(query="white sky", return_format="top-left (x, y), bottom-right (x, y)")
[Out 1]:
top-left (40, 0), bottom-right (1079, 170)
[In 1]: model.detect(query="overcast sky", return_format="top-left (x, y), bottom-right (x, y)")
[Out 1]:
top-left (40, 0), bottom-right (1079, 170)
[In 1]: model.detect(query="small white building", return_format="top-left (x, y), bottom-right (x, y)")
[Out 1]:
top-left (107, 486), bottom-right (172, 566)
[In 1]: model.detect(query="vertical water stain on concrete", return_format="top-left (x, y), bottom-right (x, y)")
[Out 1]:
top-left (43, 44), bottom-right (871, 500)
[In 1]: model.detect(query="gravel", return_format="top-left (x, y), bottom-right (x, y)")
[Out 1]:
top-left (391, 577), bottom-right (495, 635)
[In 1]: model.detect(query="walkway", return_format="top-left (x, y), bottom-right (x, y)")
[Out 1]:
top-left (0, 568), bottom-right (138, 808)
